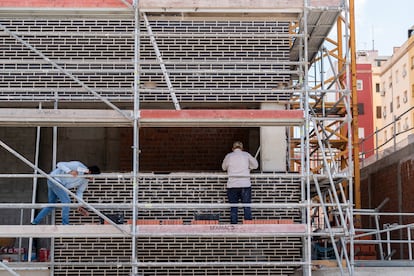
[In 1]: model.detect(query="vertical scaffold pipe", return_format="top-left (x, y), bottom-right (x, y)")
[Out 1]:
top-left (132, 1), bottom-right (140, 275)
top-left (302, 1), bottom-right (312, 275)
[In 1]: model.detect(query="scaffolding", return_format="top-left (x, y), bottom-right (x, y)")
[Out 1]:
top-left (0, 0), bottom-right (358, 275)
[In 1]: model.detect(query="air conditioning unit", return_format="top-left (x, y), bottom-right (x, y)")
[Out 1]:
top-left (403, 96), bottom-right (408, 103)
top-left (380, 90), bottom-right (385, 96)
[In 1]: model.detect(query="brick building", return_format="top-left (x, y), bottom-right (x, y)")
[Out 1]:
top-left (0, 1), bottom-right (358, 275)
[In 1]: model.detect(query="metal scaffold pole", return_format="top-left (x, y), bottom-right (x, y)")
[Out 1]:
top-left (132, 0), bottom-right (140, 275)
top-left (27, 104), bottom-right (42, 267)
top-left (302, 1), bottom-right (312, 275)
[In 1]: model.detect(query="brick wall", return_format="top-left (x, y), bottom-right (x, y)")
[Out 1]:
top-left (0, 17), bottom-right (291, 103)
top-left (51, 174), bottom-right (303, 275)
top-left (120, 127), bottom-right (258, 172)
top-left (0, 128), bottom-right (37, 225)
top-left (75, 174), bottom-right (302, 224)
top-left (360, 143), bottom-right (414, 259)
top-left (53, 237), bottom-right (301, 276)
top-left (401, 159), bottom-right (414, 217)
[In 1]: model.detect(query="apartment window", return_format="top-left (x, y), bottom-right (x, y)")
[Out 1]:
top-left (397, 122), bottom-right (401, 133)
top-left (375, 83), bottom-right (380, 93)
top-left (357, 79), bottom-right (363, 91)
top-left (388, 76), bottom-right (392, 88)
top-left (376, 106), bottom-right (382, 119)
top-left (395, 70), bottom-right (399, 83)
top-left (396, 96), bottom-right (400, 108)
top-left (405, 118), bottom-right (409, 130)
top-left (412, 84), bottom-right (414, 97)
top-left (383, 106), bottom-right (387, 118)
top-left (357, 103), bottom-right (364, 115)
top-left (403, 64), bottom-right (407, 78)
top-left (384, 130), bottom-right (387, 141)
top-left (411, 56), bottom-right (414, 69)
top-left (413, 113), bottom-right (414, 128)
top-left (403, 90), bottom-right (408, 103)
top-left (390, 101), bottom-right (393, 113)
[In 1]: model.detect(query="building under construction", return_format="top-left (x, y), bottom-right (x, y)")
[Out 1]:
top-left (0, 0), bottom-right (360, 275)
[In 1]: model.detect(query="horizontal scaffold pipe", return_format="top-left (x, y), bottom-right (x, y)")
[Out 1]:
top-left (2, 66), bottom-right (303, 74)
top-left (0, 172), bottom-right (305, 178)
top-left (139, 32), bottom-right (305, 38)
top-left (0, 31), bottom-right (304, 38)
top-left (0, 202), bottom-right (350, 209)
top-left (355, 223), bottom-right (414, 239)
top-left (139, 69), bottom-right (301, 74)
top-left (0, 109), bottom-right (304, 127)
top-left (9, 261), bottom-right (308, 267)
top-left (354, 210), bottom-right (414, 216)
top-left (0, 59), bottom-right (304, 66)
top-left (352, 239), bottom-right (414, 245)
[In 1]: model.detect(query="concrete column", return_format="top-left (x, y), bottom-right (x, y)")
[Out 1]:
top-left (260, 103), bottom-right (286, 172)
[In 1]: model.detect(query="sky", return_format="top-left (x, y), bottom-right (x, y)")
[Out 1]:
top-left (355, 0), bottom-right (414, 56)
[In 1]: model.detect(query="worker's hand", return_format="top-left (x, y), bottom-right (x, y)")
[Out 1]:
top-left (69, 170), bottom-right (78, 177)
top-left (77, 207), bottom-right (89, 217)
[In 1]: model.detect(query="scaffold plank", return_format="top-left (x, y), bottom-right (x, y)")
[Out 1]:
top-left (0, 224), bottom-right (306, 238)
top-left (139, 0), bottom-right (303, 13)
top-left (0, 0), bottom-right (303, 11)
top-left (0, 109), bottom-right (304, 127)
top-left (140, 109), bottom-right (304, 127)
top-left (0, 109), bottom-right (133, 127)
top-left (0, 0), bottom-right (341, 10)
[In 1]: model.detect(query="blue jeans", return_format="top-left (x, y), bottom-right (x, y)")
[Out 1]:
top-left (227, 187), bottom-right (252, 224)
top-left (32, 179), bottom-right (71, 225)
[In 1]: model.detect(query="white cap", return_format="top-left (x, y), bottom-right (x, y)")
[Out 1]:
top-left (232, 141), bottom-right (243, 150)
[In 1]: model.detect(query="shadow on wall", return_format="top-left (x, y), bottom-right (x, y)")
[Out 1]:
top-left (121, 127), bottom-right (260, 172)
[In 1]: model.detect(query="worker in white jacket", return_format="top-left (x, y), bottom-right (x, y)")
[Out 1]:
top-left (222, 141), bottom-right (258, 224)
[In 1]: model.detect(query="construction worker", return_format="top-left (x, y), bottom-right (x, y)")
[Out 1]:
top-left (222, 141), bottom-right (258, 224)
top-left (31, 161), bottom-right (100, 225)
